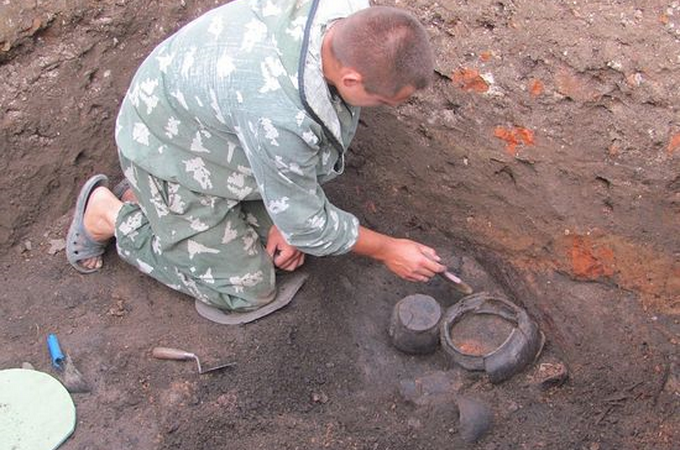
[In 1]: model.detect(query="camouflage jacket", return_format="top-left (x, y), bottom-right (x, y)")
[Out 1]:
top-left (115, 0), bottom-right (370, 256)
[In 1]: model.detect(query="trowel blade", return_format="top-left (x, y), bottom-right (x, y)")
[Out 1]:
top-left (200, 361), bottom-right (236, 375)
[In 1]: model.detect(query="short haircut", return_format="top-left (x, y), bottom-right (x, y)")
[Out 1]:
top-left (331, 6), bottom-right (434, 97)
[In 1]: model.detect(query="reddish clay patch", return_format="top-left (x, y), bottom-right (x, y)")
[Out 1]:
top-left (479, 50), bottom-right (493, 62)
top-left (569, 235), bottom-right (615, 279)
top-left (494, 126), bottom-right (535, 156)
top-left (549, 233), bottom-right (679, 314)
top-left (455, 339), bottom-right (489, 356)
top-left (667, 133), bottom-right (680, 155)
top-left (529, 79), bottom-right (544, 97)
top-left (452, 68), bottom-right (489, 93)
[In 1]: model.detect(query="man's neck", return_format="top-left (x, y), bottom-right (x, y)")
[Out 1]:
top-left (321, 21), bottom-right (341, 87)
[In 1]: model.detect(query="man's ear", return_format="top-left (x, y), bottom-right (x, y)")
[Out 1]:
top-left (340, 69), bottom-right (362, 89)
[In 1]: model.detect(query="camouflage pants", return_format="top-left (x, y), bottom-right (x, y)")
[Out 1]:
top-left (114, 153), bottom-right (277, 311)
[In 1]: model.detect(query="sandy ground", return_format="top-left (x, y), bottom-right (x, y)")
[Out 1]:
top-left (1, 0), bottom-right (678, 448)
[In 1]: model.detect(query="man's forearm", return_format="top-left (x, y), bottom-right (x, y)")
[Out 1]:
top-left (350, 225), bottom-right (445, 282)
top-left (351, 226), bottom-right (395, 262)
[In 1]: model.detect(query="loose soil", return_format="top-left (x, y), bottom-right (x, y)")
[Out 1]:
top-left (1, 1), bottom-right (678, 449)
top-left (450, 314), bottom-right (516, 356)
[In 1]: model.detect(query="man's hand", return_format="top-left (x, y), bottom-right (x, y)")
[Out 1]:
top-left (266, 225), bottom-right (305, 271)
top-left (352, 226), bottom-right (446, 282)
top-left (379, 238), bottom-right (445, 282)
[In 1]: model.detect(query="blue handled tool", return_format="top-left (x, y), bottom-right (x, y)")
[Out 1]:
top-left (47, 333), bottom-right (65, 369)
top-left (46, 334), bottom-right (90, 393)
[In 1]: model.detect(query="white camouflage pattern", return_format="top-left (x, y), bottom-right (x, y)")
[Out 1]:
top-left (114, 0), bottom-right (368, 311)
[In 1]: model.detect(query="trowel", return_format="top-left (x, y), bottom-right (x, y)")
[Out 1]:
top-left (47, 334), bottom-right (91, 393)
top-left (152, 347), bottom-right (236, 375)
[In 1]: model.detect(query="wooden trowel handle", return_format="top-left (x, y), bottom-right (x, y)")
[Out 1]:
top-left (152, 347), bottom-right (196, 361)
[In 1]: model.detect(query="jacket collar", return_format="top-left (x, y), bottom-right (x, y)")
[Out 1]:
top-left (297, 0), bottom-right (369, 151)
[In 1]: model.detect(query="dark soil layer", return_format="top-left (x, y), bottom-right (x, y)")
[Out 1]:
top-left (1, 1), bottom-right (678, 449)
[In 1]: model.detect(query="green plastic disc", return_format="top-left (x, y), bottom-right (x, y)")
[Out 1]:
top-left (0, 368), bottom-right (76, 450)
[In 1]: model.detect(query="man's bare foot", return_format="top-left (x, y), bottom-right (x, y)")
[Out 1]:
top-left (78, 187), bottom-right (124, 271)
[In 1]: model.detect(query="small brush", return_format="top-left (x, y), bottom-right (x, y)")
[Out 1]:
top-left (47, 334), bottom-right (91, 393)
top-left (424, 252), bottom-right (475, 295)
top-left (438, 269), bottom-right (474, 295)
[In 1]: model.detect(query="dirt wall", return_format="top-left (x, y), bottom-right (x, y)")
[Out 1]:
top-left (0, 0), bottom-right (213, 246)
top-left (381, 0), bottom-right (680, 314)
